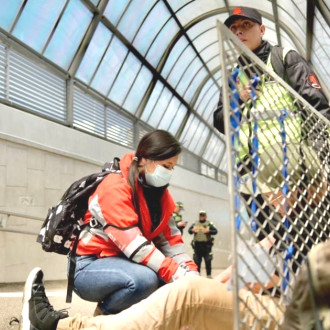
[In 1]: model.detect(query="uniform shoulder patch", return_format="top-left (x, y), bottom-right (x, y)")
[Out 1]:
top-left (307, 73), bottom-right (321, 89)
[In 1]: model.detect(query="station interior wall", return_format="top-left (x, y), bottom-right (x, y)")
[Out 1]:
top-left (0, 103), bottom-right (231, 283)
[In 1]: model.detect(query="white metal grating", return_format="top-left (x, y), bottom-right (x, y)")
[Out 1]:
top-left (217, 20), bottom-right (330, 329)
top-left (8, 49), bottom-right (66, 121)
top-left (0, 43), bottom-right (6, 99)
top-left (106, 106), bottom-right (134, 148)
top-left (73, 86), bottom-right (105, 137)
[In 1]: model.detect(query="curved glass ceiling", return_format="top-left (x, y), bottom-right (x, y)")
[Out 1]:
top-left (0, 0), bottom-right (329, 179)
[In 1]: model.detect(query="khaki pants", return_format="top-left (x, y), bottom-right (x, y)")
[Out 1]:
top-left (58, 276), bottom-right (283, 330)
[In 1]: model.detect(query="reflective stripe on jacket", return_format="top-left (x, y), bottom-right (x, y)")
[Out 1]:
top-left (76, 152), bottom-right (197, 282)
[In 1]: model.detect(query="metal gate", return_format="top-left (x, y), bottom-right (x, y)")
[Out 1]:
top-left (216, 20), bottom-right (330, 329)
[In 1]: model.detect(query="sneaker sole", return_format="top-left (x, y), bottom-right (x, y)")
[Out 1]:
top-left (20, 267), bottom-right (42, 330)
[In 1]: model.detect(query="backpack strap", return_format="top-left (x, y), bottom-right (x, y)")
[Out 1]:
top-left (66, 157), bottom-right (121, 303)
top-left (271, 45), bottom-right (294, 82)
top-left (271, 45), bottom-right (285, 80)
top-left (66, 236), bottom-right (79, 303)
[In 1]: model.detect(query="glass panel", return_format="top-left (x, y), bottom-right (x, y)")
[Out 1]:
top-left (196, 82), bottom-right (219, 121)
top-left (145, 18), bottom-right (180, 67)
top-left (89, 0), bottom-right (100, 6)
top-left (191, 28), bottom-right (217, 54)
top-left (0, 0), bottom-right (23, 31)
top-left (204, 89), bottom-right (220, 125)
top-left (123, 65), bottom-right (153, 114)
top-left (180, 114), bottom-right (198, 149)
top-left (183, 66), bottom-right (208, 103)
top-left (161, 37), bottom-right (189, 78)
top-left (44, 0), bottom-right (92, 69)
top-left (203, 133), bottom-right (224, 165)
top-left (176, 56), bottom-right (202, 96)
top-left (262, 17), bottom-right (277, 46)
top-left (168, 103), bottom-right (187, 135)
top-left (91, 36), bottom-right (128, 96)
top-left (312, 9), bottom-right (330, 89)
top-left (195, 77), bottom-right (214, 109)
top-left (174, 0), bottom-right (226, 26)
top-left (277, 1), bottom-right (305, 49)
top-left (76, 23), bottom-right (112, 84)
top-left (187, 16), bottom-right (218, 41)
top-left (158, 96), bottom-right (180, 130)
top-left (166, 0), bottom-right (191, 13)
top-left (12, 0), bottom-right (65, 52)
top-left (117, 0), bottom-right (156, 42)
top-left (194, 123), bottom-right (209, 155)
top-left (279, 28), bottom-right (299, 51)
top-left (206, 56), bottom-right (220, 72)
top-left (104, 0), bottom-right (130, 26)
top-left (199, 41), bottom-right (219, 64)
top-left (141, 81), bottom-right (164, 122)
top-left (219, 151), bottom-right (227, 172)
top-left (133, 1), bottom-right (170, 56)
top-left (147, 87), bottom-right (172, 127)
top-left (108, 52), bottom-right (142, 106)
top-left (167, 45), bottom-right (195, 87)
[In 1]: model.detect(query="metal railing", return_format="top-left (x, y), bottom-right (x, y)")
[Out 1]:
top-left (217, 20), bottom-right (330, 329)
top-left (0, 209), bottom-right (43, 236)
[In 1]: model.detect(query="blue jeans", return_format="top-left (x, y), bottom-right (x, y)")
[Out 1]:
top-left (72, 255), bottom-right (161, 314)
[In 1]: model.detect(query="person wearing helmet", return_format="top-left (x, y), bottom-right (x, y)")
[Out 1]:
top-left (188, 210), bottom-right (218, 278)
top-left (171, 201), bottom-right (187, 234)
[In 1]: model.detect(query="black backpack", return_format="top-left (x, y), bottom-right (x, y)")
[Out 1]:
top-left (36, 157), bottom-right (121, 302)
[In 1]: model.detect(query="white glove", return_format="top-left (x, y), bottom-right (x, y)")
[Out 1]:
top-left (171, 264), bottom-right (200, 281)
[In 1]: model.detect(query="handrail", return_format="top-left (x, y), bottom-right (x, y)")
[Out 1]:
top-left (0, 228), bottom-right (38, 236)
top-left (0, 209), bottom-right (44, 221)
top-left (0, 209), bottom-right (43, 235)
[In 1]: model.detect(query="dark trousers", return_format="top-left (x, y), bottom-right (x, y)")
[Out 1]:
top-left (193, 242), bottom-right (213, 276)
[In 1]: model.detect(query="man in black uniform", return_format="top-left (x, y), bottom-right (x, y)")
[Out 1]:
top-left (171, 201), bottom-right (187, 234)
top-left (188, 210), bottom-right (218, 278)
top-left (213, 7), bottom-right (330, 254)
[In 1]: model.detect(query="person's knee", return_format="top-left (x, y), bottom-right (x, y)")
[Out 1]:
top-left (135, 269), bottom-right (159, 293)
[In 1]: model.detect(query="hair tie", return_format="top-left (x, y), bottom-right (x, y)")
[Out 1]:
top-left (133, 156), bottom-right (138, 162)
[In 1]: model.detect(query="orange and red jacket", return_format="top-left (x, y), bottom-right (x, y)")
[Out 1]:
top-left (76, 153), bottom-right (198, 282)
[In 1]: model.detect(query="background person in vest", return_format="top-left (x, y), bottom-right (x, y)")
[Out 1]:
top-left (171, 201), bottom-right (187, 234)
top-left (213, 7), bottom-right (330, 249)
top-left (188, 210), bottom-right (218, 278)
top-left (71, 130), bottom-right (198, 316)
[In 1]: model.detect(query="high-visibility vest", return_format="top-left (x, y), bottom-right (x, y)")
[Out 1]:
top-left (193, 220), bottom-right (212, 242)
top-left (237, 48), bottom-right (301, 161)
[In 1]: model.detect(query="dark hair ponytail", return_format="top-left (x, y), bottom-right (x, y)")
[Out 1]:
top-left (128, 130), bottom-right (181, 230)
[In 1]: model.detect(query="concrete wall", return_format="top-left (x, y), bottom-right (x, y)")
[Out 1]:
top-left (0, 104), bottom-right (231, 282)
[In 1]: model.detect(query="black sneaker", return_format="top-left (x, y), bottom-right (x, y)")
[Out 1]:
top-left (20, 267), bottom-right (68, 330)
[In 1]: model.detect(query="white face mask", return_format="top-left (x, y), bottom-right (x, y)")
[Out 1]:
top-left (145, 163), bottom-right (173, 187)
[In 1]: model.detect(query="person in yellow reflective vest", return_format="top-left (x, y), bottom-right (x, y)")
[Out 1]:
top-left (213, 6), bottom-right (330, 254)
top-left (171, 201), bottom-right (188, 234)
top-left (188, 210), bottom-right (218, 278)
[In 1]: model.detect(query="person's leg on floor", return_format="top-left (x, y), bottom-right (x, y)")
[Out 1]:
top-left (20, 267), bottom-right (68, 330)
top-left (192, 251), bottom-right (202, 273)
top-left (74, 256), bottom-right (160, 314)
top-left (205, 254), bottom-right (212, 277)
top-left (58, 276), bottom-right (235, 330)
